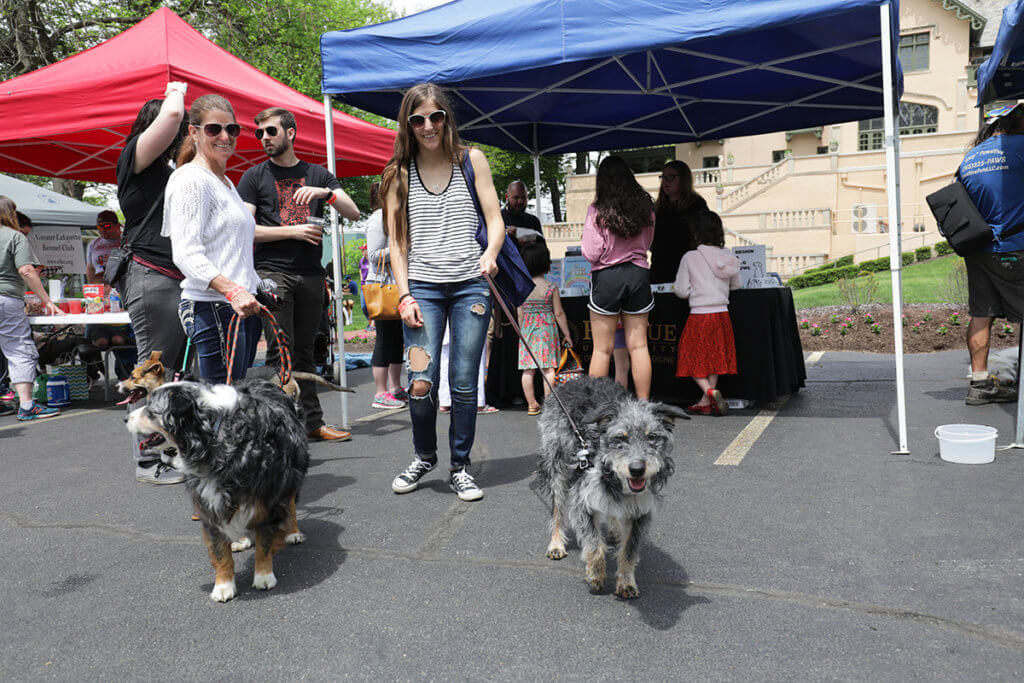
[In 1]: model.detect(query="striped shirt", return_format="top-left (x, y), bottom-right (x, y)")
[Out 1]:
top-left (407, 156), bottom-right (482, 283)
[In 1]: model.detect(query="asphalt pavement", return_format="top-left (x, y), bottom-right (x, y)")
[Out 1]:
top-left (1, 350), bottom-right (1023, 680)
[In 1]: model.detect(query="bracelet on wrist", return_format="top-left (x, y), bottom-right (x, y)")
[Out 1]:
top-left (225, 285), bottom-right (244, 302)
top-left (398, 293), bottom-right (412, 303)
top-left (324, 190), bottom-right (336, 205)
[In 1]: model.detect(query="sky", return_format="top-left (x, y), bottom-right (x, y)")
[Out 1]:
top-left (389, 0), bottom-right (449, 17)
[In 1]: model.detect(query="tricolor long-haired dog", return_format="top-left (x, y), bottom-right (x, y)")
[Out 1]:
top-left (125, 380), bottom-right (310, 602)
top-left (537, 376), bottom-right (686, 599)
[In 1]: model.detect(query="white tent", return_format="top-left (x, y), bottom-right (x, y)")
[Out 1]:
top-left (0, 173), bottom-right (99, 227)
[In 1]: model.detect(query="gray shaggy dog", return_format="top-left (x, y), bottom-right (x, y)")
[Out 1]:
top-left (537, 376), bottom-right (687, 598)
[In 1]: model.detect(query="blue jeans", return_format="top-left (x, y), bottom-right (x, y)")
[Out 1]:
top-left (404, 277), bottom-right (491, 469)
top-left (178, 299), bottom-right (261, 384)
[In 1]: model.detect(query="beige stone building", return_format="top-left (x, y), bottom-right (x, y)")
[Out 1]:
top-left (547, 0), bottom-right (1008, 279)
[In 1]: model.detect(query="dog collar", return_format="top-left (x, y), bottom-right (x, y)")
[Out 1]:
top-left (576, 446), bottom-right (594, 470)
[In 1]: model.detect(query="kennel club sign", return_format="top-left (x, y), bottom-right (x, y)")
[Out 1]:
top-left (26, 223), bottom-right (87, 274)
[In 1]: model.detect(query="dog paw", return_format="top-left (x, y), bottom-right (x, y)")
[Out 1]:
top-left (230, 536), bottom-right (252, 552)
top-left (252, 572), bottom-right (277, 591)
top-left (210, 580), bottom-right (237, 602)
top-left (546, 546), bottom-right (567, 560)
top-left (285, 532), bottom-right (306, 545)
top-left (614, 582), bottom-right (640, 599)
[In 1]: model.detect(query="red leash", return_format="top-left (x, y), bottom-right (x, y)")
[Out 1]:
top-left (225, 305), bottom-right (292, 386)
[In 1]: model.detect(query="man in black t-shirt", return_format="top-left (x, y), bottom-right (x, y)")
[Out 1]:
top-left (500, 180), bottom-right (545, 249)
top-left (238, 107), bottom-right (360, 442)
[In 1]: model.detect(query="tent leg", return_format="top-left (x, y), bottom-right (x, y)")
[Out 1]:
top-left (881, 4), bottom-right (909, 454)
top-left (533, 155), bottom-right (543, 223)
top-left (998, 326), bottom-right (1024, 450)
top-left (323, 94), bottom-right (349, 430)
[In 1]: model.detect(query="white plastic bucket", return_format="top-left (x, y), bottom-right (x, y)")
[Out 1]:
top-left (934, 424), bottom-right (997, 464)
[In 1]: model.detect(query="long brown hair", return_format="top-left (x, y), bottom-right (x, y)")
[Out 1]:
top-left (0, 196), bottom-right (18, 231)
top-left (380, 83), bottom-right (466, 250)
top-left (593, 156), bottom-right (654, 238)
top-left (654, 160), bottom-right (699, 211)
top-left (175, 94), bottom-right (236, 167)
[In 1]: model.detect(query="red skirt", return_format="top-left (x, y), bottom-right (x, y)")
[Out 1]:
top-left (676, 311), bottom-right (737, 378)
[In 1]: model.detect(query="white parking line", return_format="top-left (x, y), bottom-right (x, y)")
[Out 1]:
top-left (714, 351), bottom-right (824, 466)
top-left (0, 408), bottom-right (105, 432)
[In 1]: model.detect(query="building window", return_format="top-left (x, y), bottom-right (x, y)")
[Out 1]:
top-left (857, 103), bottom-right (938, 151)
top-left (900, 32), bottom-right (929, 72)
top-left (816, 146), bottom-right (829, 155)
top-left (702, 156), bottom-right (719, 168)
top-left (772, 150), bottom-right (787, 163)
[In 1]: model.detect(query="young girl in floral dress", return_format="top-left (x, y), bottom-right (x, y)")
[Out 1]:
top-left (674, 210), bottom-right (741, 415)
top-left (518, 242), bottom-right (572, 415)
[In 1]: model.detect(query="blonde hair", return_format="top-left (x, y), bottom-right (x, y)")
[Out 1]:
top-left (379, 83), bottom-right (465, 251)
top-left (176, 94), bottom-right (236, 167)
top-left (0, 196), bottom-right (18, 231)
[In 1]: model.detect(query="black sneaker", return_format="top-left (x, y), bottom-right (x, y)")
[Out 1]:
top-left (965, 377), bottom-right (1018, 405)
top-left (448, 467), bottom-right (483, 502)
top-left (391, 456), bottom-right (436, 494)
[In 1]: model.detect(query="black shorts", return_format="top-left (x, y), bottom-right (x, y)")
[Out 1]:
top-left (588, 262), bottom-right (654, 316)
top-left (965, 249), bottom-right (1024, 324)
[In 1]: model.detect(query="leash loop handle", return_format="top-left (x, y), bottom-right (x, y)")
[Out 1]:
top-left (224, 304), bottom-right (292, 387)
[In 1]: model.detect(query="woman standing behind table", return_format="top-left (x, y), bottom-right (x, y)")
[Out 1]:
top-left (582, 155), bottom-right (656, 399)
top-left (649, 160), bottom-right (708, 284)
top-left (0, 196), bottom-right (62, 421)
top-left (381, 83), bottom-right (503, 502)
top-left (164, 94), bottom-right (261, 384)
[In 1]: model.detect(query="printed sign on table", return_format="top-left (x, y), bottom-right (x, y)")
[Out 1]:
top-left (731, 244), bottom-right (776, 288)
top-left (26, 223), bottom-right (87, 275)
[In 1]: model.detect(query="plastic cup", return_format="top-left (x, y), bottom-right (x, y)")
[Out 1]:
top-left (68, 299), bottom-right (83, 314)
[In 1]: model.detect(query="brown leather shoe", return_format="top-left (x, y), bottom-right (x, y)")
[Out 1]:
top-left (308, 425), bottom-right (352, 442)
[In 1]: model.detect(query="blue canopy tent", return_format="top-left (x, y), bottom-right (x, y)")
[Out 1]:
top-left (320, 0), bottom-right (912, 451)
top-left (975, 0), bottom-right (1024, 451)
top-left (976, 0), bottom-right (1024, 107)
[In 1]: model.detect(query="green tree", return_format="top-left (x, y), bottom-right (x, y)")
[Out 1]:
top-left (479, 146), bottom-right (569, 222)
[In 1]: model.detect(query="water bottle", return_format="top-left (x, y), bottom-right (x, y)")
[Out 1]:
top-left (108, 289), bottom-right (123, 313)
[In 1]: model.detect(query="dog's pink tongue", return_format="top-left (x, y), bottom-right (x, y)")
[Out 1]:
top-left (628, 478), bottom-right (646, 491)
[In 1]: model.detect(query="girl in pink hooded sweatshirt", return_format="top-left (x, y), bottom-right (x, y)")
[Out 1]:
top-left (673, 210), bottom-right (741, 415)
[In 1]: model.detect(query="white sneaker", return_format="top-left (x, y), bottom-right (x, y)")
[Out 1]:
top-left (136, 463), bottom-right (185, 485)
top-left (448, 467), bottom-right (483, 501)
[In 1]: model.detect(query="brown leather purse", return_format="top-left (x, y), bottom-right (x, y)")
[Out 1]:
top-left (360, 252), bottom-right (401, 320)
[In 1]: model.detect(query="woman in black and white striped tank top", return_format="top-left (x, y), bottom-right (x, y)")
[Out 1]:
top-left (380, 83), bottom-right (506, 502)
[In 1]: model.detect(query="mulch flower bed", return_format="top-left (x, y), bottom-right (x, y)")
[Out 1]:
top-left (797, 303), bottom-right (1019, 354)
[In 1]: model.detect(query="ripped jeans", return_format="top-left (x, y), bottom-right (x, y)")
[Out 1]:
top-left (403, 277), bottom-right (491, 469)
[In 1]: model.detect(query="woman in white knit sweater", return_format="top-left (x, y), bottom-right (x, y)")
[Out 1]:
top-left (163, 94), bottom-right (261, 384)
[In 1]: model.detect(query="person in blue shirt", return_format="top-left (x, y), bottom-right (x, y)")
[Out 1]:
top-left (957, 103), bottom-right (1024, 405)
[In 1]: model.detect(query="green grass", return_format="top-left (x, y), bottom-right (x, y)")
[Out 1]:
top-left (791, 254), bottom-right (964, 308)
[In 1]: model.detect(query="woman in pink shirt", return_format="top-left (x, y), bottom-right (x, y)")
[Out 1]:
top-left (581, 156), bottom-right (655, 399)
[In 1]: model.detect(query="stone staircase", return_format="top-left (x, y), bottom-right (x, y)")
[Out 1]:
top-left (717, 157), bottom-right (791, 213)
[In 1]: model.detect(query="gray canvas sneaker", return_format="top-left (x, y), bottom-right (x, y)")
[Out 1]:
top-left (965, 377), bottom-right (1018, 405)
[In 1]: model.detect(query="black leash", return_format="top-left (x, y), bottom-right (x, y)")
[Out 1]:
top-left (483, 273), bottom-right (594, 469)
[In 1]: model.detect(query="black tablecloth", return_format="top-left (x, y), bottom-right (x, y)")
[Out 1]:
top-left (486, 288), bottom-right (805, 407)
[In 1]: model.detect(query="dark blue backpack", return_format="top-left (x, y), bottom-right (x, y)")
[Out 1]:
top-left (459, 150), bottom-right (536, 309)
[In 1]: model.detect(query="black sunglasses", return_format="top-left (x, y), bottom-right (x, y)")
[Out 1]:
top-left (659, 174), bottom-right (680, 181)
top-left (408, 110), bottom-right (446, 129)
top-left (202, 123), bottom-right (241, 138)
top-left (254, 126), bottom-right (281, 140)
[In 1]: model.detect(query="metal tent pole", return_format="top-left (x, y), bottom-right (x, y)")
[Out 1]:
top-left (532, 124), bottom-right (543, 223)
top-left (881, 3), bottom-right (909, 454)
top-left (998, 326), bottom-right (1024, 449)
top-left (323, 94), bottom-right (349, 429)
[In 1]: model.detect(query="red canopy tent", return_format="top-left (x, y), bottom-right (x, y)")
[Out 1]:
top-left (0, 7), bottom-right (394, 183)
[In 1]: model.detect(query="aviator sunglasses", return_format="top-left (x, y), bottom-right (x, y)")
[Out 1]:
top-left (408, 110), bottom-right (446, 129)
top-left (254, 126), bottom-right (281, 140)
top-left (201, 123), bottom-right (241, 138)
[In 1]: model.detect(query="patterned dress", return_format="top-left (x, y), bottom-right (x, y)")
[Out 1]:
top-left (518, 283), bottom-right (558, 370)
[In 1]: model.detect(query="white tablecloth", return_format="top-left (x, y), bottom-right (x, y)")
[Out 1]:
top-left (28, 313), bottom-right (132, 325)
